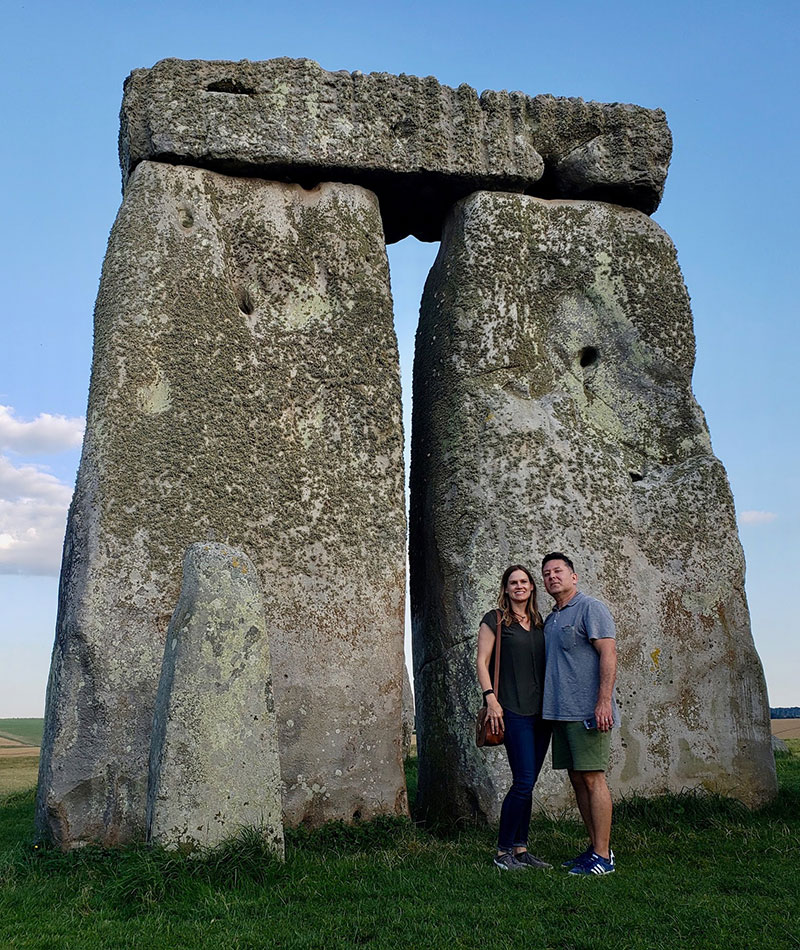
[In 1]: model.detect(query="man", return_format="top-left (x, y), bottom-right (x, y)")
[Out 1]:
top-left (541, 552), bottom-right (618, 875)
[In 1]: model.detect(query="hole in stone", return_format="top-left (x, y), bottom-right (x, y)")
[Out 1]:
top-left (579, 345), bottom-right (599, 368)
top-left (176, 203), bottom-right (194, 230)
top-left (630, 472), bottom-right (643, 482)
top-left (352, 810), bottom-right (362, 820)
top-left (236, 287), bottom-right (255, 315)
top-left (207, 78), bottom-right (256, 95)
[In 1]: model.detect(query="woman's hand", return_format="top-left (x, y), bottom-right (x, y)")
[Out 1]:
top-left (486, 694), bottom-right (504, 734)
top-left (476, 620), bottom-right (503, 732)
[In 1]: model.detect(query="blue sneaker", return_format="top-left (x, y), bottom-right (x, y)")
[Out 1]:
top-left (568, 851), bottom-right (615, 875)
top-left (562, 847), bottom-right (613, 868)
top-left (561, 847), bottom-right (592, 868)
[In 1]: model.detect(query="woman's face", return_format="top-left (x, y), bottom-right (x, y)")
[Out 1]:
top-left (505, 569), bottom-right (532, 603)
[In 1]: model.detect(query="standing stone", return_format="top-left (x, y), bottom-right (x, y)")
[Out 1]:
top-left (37, 162), bottom-right (407, 847)
top-left (147, 543), bottom-right (283, 856)
top-left (410, 192), bottom-right (776, 823)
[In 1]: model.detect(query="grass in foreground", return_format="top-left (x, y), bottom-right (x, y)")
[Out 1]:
top-left (1, 753), bottom-right (798, 950)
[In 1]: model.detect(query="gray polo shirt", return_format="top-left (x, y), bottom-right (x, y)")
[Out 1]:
top-left (542, 591), bottom-right (620, 725)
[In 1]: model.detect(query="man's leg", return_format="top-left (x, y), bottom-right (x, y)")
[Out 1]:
top-left (570, 770), bottom-right (612, 859)
top-left (567, 769), bottom-right (595, 844)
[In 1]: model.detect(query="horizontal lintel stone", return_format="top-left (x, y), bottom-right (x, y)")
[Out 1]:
top-left (119, 58), bottom-right (672, 242)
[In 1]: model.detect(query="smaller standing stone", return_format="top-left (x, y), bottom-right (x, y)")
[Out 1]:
top-left (146, 543), bottom-right (284, 856)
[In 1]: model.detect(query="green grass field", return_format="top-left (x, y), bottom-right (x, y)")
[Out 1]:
top-left (0, 719), bottom-right (44, 747)
top-left (1, 743), bottom-right (798, 949)
top-left (0, 757), bottom-right (40, 798)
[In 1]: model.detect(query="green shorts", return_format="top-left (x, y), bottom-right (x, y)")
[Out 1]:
top-left (551, 720), bottom-right (612, 771)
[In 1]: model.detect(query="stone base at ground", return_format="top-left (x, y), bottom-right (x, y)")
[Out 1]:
top-left (410, 192), bottom-right (776, 822)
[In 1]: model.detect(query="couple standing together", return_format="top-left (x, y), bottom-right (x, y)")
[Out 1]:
top-left (476, 553), bottom-right (619, 876)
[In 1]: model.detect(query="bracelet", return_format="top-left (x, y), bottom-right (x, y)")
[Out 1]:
top-left (482, 688), bottom-right (495, 697)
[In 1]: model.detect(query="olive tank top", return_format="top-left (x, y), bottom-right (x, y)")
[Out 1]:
top-left (481, 610), bottom-right (545, 716)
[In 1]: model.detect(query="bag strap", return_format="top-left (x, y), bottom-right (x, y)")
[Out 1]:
top-left (492, 609), bottom-right (502, 698)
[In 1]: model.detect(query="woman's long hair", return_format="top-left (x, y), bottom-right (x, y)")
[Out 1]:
top-left (497, 564), bottom-right (543, 628)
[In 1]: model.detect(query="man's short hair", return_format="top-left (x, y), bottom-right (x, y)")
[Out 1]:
top-left (541, 552), bottom-right (575, 572)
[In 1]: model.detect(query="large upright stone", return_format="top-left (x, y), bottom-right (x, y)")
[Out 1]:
top-left (410, 192), bottom-right (776, 823)
top-left (119, 58), bottom-right (671, 242)
top-left (37, 162), bottom-right (407, 847)
top-left (147, 543), bottom-right (283, 855)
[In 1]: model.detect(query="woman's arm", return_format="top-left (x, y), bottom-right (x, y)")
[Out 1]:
top-left (477, 621), bottom-right (504, 733)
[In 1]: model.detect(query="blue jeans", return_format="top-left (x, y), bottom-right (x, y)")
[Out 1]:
top-left (497, 710), bottom-right (552, 851)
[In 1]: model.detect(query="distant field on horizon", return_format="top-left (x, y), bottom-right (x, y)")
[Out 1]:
top-left (771, 718), bottom-right (800, 739)
top-left (0, 719), bottom-right (797, 806)
top-left (2, 717), bottom-right (797, 744)
top-left (0, 719), bottom-right (44, 749)
top-left (0, 721), bottom-right (42, 797)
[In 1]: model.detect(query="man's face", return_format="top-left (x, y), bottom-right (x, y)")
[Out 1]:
top-left (542, 559), bottom-right (578, 601)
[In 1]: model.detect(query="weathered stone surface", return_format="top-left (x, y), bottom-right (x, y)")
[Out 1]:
top-left (147, 543), bottom-right (283, 855)
top-left (37, 163), bottom-right (407, 847)
top-left (527, 95), bottom-right (671, 212)
top-left (410, 192), bottom-right (776, 823)
top-left (119, 58), bottom-right (670, 242)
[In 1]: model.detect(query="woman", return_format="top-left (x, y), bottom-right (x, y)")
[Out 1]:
top-left (477, 563), bottom-right (552, 871)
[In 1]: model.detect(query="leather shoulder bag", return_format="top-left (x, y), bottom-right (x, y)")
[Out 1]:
top-left (475, 610), bottom-right (504, 747)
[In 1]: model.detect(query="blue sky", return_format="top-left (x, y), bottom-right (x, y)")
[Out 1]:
top-left (1, 0), bottom-right (797, 715)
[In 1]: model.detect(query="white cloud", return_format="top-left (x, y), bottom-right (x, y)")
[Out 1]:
top-left (0, 455), bottom-right (73, 575)
top-left (0, 404), bottom-right (84, 454)
top-left (738, 510), bottom-right (777, 526)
